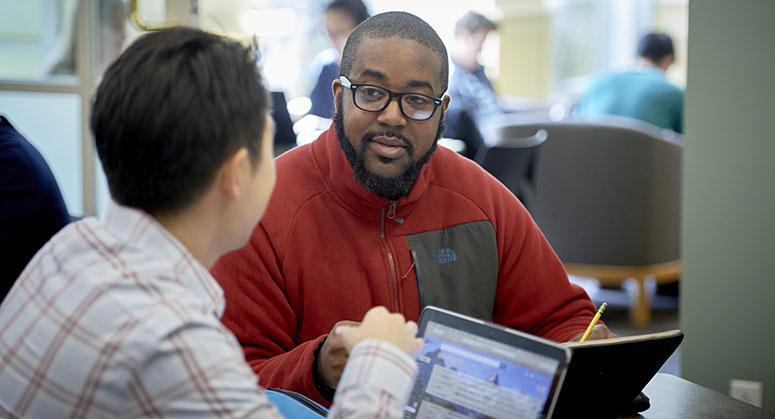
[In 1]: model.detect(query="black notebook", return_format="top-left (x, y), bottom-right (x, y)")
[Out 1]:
top-left (552, 329), bottom-right (684, 418)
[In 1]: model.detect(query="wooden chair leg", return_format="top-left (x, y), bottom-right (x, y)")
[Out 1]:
top-left (629, 277), bottom-right (652, 328)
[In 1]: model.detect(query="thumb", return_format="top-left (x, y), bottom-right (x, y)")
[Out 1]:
top-left (336, 325), bottom-right (360, 348)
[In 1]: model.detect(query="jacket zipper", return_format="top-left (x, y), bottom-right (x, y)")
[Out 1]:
top-left (387, 200), bottom-right (404, 224)
top-left (381, 201), bottom-right (401, 311)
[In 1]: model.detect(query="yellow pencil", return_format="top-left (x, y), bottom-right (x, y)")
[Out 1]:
top-left (579, 302), bottom-right (608, 342)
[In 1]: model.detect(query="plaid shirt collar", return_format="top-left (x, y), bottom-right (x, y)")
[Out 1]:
top-left (101, 201), bottom-right (225, 317)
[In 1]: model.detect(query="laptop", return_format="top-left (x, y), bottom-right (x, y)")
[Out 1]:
top-left (404, 307), bottom-right (572, 419)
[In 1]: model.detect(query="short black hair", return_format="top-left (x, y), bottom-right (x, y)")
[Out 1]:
top-left (91, 27), bottom-right (269, 215)
top-left (340, 11), bottom-right (449, 94)
top-left (455, 11), bottom-right (497, 34)
top-left (326, 0), bottom-right (370, 25)
top-left (637, 32), bottom-right (675, 63)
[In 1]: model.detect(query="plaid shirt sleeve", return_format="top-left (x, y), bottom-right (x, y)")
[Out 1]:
top-left (330, 340), bottom-right (418, 419)
top-left (122, 314), bottom-right (283, 418)
top-left (126, 321), bottom-right (416, 418)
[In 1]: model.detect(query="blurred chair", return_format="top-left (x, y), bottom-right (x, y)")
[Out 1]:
top-left (443, 108), bottom-right (484, 160)
top-left (474, 127), bottom-right (548, 212)
top-left (443, 105), bottom-right (554, 161)
top-left (506, 118), bottom-right (683, 327)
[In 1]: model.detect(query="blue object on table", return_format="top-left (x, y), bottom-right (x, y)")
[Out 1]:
top-left (265, 388), bottom-right (328, 418)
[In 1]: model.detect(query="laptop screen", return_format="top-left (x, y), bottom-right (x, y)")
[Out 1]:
top-left (405, 320), bottom-right (562, 419)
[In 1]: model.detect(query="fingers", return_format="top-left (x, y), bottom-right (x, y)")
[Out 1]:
top-left (413, 337), bottom-right (425, 354)
top-left (330, 308), bottom-right (421, 349)
top-left (574, 324), bottom-right (617, 342)
top-left (336, 325), bottom-right (358, 348)
top-left (330, 320), bottom-right (362, 347)
top-left (593, 324), bottom-right (617, 339)
top-left (406, 320), bottom-right (418, 336)
top-left (362, 306), bottom-right (408, 324)
top-left (363, 306), bottom-right (389, 321)
top-left (334, 319), bottom-right (361, 328)
top-left (333, 324), bottom-right (351, 338)
top-left (346, 306), bottom-right (423, 355)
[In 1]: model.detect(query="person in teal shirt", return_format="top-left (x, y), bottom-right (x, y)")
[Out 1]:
top-left (577, 33), bottom-right (683, 133)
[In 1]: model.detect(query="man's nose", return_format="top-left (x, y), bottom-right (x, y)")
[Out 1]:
top-left (376, 97), bottom-right (408, 128)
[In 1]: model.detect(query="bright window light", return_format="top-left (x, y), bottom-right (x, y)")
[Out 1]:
top-left (240, 8), bottom-right (298, 38)
top-left (287, 96), bottom-right (312, 116)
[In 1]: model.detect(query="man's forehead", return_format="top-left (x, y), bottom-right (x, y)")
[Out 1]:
top-left (350, 36), bottom-right (443, 92)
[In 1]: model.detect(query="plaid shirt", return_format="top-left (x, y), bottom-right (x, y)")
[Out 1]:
top-left (0, 202), bottom-right (416, 418)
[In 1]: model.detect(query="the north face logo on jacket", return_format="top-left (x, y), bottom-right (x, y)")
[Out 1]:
top-left (434, 248), bottom-right (458, 264)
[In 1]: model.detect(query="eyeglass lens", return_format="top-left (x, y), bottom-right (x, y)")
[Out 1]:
top-left (353, 85), bottom-right (436, 120)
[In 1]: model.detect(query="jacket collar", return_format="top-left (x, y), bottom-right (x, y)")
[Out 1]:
top-left (311, 124), bottom-right (432, 220)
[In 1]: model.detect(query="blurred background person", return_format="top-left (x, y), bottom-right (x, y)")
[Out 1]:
top-left (445, 11), bottom-right (502, 159)
top-left (576, 32), bottom-right (683, 133)
top-left (307, 0), bottom-right (370, 119)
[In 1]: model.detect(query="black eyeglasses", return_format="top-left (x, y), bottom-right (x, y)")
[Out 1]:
top-left (339, 76), bottom-right (443, 121)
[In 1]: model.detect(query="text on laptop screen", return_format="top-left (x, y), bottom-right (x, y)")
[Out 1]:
top-left (404, 322), bottom-right (559, 419)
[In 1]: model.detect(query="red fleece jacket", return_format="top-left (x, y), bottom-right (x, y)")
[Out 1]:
top-left (212, 125), bottom-right (596, 405)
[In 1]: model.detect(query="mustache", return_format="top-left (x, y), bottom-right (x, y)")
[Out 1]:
top-left (362, 130), bottom-right (413, 151)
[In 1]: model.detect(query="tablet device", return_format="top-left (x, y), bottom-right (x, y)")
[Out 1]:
top-left (404, 306), bottom-right (572, 419)
top-left (552, 329), bottom-right (683, 418)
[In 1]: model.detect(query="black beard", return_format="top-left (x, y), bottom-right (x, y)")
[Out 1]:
top-left (334, 104), bottom-right (444, 201)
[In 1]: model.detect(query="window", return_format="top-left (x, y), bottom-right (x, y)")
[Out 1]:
top-left (548, 0), bottom-right (654, 96)
top-left (0, 0), bottom-right (164, 215)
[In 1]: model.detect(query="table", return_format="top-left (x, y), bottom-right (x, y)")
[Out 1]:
top-left (626, 373), bottom-right (774, 418)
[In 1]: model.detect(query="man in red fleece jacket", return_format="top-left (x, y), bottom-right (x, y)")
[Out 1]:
top-left (212, 11), bottom-right (613, 405)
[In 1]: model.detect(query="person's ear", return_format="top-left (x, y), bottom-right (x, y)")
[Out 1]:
top-left (218, 147), bottom-right (250, 200)
top-left (441, 94), bottom-right (451, 113)
top-left (659, 54), bottom-right (674, 71)
top-left (332, 78), bottom-right (343, 111)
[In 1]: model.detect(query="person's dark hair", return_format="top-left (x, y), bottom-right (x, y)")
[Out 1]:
top-left (637, 32), bottom-right (675, 63)
top-left (340, 11), bottom-right (449, 93)
top-left (91, 27), bottom-right (269, 215)
top-left (326, 0), bottom-right (370, 25)
top-left (455, 11), bottom-right (497, 34)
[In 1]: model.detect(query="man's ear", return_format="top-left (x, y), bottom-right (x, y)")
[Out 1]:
top-left (332, 78), bottom-right (343, 111)
top-left (218, 147), bottom-right (250, 200)
top-left (441, 94), bottom-right (451, 113)
top-left (658, 54), bottom-right (675, 71)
